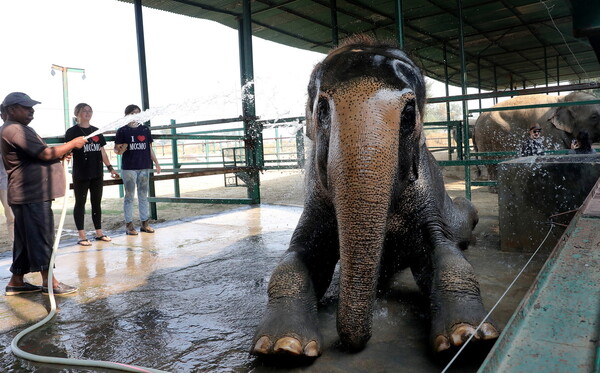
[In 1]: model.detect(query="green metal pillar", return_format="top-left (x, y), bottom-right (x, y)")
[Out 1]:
top-left (170, 119), bottom-right (181, 197)
top-left (477, 57), bottom-right (482, 110)
top-left (133, 0), bottom-right (157, 219)
top-left (239, 0), bottom-right (262, 204)
top-left (443, 44), bottom-right (457, 160)
top-left (544, 46), bottom-right (549, 91)
top-left (556, 55), bottom-right (560, 95)
top-left (394, 0), bottom-right (404, 49)
top-left (493, 65), bottom-right (498, 104)
top-left (456, 0), bottom-right (471, 200)
top-left (330, 0), bottom-right (339, 47)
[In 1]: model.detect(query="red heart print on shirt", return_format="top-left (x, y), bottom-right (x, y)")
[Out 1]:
top-left (137, 135), bottom-right (146, 142)
top-left (92, 136), bottom-right (99, 142)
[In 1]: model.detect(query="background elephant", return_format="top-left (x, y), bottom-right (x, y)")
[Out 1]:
top-left (473, 92), bottom-right (600, 183)
top-left (251, 35), bottom-right (497, 360)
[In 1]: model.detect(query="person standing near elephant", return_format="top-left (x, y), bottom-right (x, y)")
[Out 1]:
top-left (0, 106), bottom-right (14, 244)
top-left (520, 124), bottom-right (545, 156)
top-left (65, 103), bottom-right (119, 246)
top-left (114, 104), bottom-right (161, 235)
top-left (569, 129), bottom-right (596, 154)
top-left (1, 92), bottom-right (87, 296)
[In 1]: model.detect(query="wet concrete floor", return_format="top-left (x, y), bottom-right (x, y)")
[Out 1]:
top-left (0, 205), bottom-right (548, 372)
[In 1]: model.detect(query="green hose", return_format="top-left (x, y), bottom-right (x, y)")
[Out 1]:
top-left (11, 160), bottom-right (170, 373)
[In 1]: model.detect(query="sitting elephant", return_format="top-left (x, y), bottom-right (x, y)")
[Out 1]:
top-left (473, 92), bottom-right (600, 183)
top-left (251, 35), bottom-right (498, 359)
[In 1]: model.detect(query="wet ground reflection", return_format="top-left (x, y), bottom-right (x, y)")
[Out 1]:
top-left (0, 205), bottom-right (546, 372)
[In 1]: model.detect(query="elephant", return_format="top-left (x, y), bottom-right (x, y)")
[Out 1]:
top-left (251, 35), bottom-right (498, 360)
top-left (472, 92), bottom-right (600, 184)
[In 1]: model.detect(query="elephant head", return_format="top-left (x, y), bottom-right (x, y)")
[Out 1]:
top-left (549, 91), bottom-right (600, 145)
top-left (305, 38), bottom-right (427, 349)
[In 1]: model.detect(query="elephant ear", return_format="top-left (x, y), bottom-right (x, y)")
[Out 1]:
top-left (305, 63), bottom-right (324, 141)
top-left (549, 106), bottom-right (575, 134)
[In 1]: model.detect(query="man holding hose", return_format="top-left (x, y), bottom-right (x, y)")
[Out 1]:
top-left (1, 92), bottom-right (87, 296)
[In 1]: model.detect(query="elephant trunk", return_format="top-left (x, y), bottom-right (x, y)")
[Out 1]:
top-left (327, 83), bottom-right (403, 350)
top-left (335, 191), bottom-right (392, 350)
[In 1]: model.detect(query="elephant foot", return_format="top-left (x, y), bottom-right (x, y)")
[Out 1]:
top-left (433, 322), bottom-right (499, 353)
top-left (251, 295), bottom-right (322, 359)
top-left (253, 335), bottom-right (320, 357)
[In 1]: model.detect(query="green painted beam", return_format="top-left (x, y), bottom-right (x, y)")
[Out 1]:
top-left (427, 82), bottom-right (600, 104)
top-left (148, 197), bottom-right (253, 204)
top-left (469, 100), bottom-right (600, 114)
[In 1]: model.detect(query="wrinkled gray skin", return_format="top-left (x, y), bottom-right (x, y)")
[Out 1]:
top-left (251, 37), bottom-right (498, 359)
top-left (473, 92), bottom-right (600, 183)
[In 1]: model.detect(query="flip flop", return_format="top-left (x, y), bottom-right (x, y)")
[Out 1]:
top-left (95, 235), bottom-right (112, 242)
top-left (77, 239), bottom-right (92, 246)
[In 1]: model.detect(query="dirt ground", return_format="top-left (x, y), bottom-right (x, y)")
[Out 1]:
top-left (0, 165), bottom-right (497, 255)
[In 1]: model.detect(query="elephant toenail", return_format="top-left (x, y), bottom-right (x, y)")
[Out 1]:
top-left (274, 337), bottom-right (303, 355)
top-left (434, 335), bottom-right (451, 352)
top-left (304, 340), bottom-right (320, 357)
top-left (451, 324), bottom-right (477, 346)
top-left (479, 322), bottom-right (500, 340)
top-left (253, 336), bottom-right (271, 354)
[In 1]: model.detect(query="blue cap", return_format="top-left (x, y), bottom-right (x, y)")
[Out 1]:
top-left (2, 92), bottom-right (41, 107)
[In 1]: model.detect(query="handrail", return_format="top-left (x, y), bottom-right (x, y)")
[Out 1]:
top-left (469, 99), bottom-right (600, 114)
top-left (427, 82), bottom-right (600, 104)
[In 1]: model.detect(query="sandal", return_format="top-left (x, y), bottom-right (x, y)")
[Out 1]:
top-left (126, 222), bottom-right (138, 236)
top-left (95, 235), bottom-right (112, 242)
top-left (140, 220), bottom-right (155, 233)
top-left (77, 239), bottom-right (92, 246)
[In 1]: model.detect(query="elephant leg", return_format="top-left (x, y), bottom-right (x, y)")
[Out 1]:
top-left (487, 164), bottom-right (499, 193)
top-left (252, 251), bottom-right (322, 357)
top-left (411, 242), bottom-right (499, 353)
top-left (449, 196), bottom-right (479, 250)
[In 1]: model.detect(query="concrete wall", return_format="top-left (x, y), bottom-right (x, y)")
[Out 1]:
top-left (498, 154), bottom-right (600, 252)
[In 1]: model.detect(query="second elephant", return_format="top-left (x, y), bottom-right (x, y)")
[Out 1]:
top-left (473, 92), bottom-right (600, 183)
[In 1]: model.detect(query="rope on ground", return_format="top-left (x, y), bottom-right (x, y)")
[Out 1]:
top-left (440, 223), bottom-right (556, 373)
top-left (10, 161), bottom-right (170, 373)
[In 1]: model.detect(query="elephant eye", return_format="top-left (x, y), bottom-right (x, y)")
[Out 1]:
top-left (317, 97), bottom-right (331, 131)
top-left (400, 99), bottom-right (416, 136)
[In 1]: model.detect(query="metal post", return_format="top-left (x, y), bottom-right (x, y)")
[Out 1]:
top-left (493, 65), bottom-right (498, 104)
top-left (170, 119), bottom-right (181, 197)
top-left (394, 0), bottom-right (405, 49)
top-left (133, 0), bottom-right (157, 219)
top-left (443, 44), bottom-right (456, 160)
top-left (457, 0), bottom-right (471, 200)
top-left (510, 75), bottom-right (514, 96)
top-left (239, 0), bottom-right (261, 204)
top-left (330, 0), bottom-right (339, 47)
top-left (544, 46), bottom-right (549, 92)
top-left (134, 0), bottom-right (150, 111)
top-left (556, 55), bottom-right (560, 95)
top-left (477, 57), bottom-right (482, 110)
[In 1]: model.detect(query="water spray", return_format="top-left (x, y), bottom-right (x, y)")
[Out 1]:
top-left (10, 88), bottom-right (300, 370)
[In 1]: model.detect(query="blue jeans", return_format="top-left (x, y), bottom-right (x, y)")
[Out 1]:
top-left (122, 169), bottom-right (150, 223)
